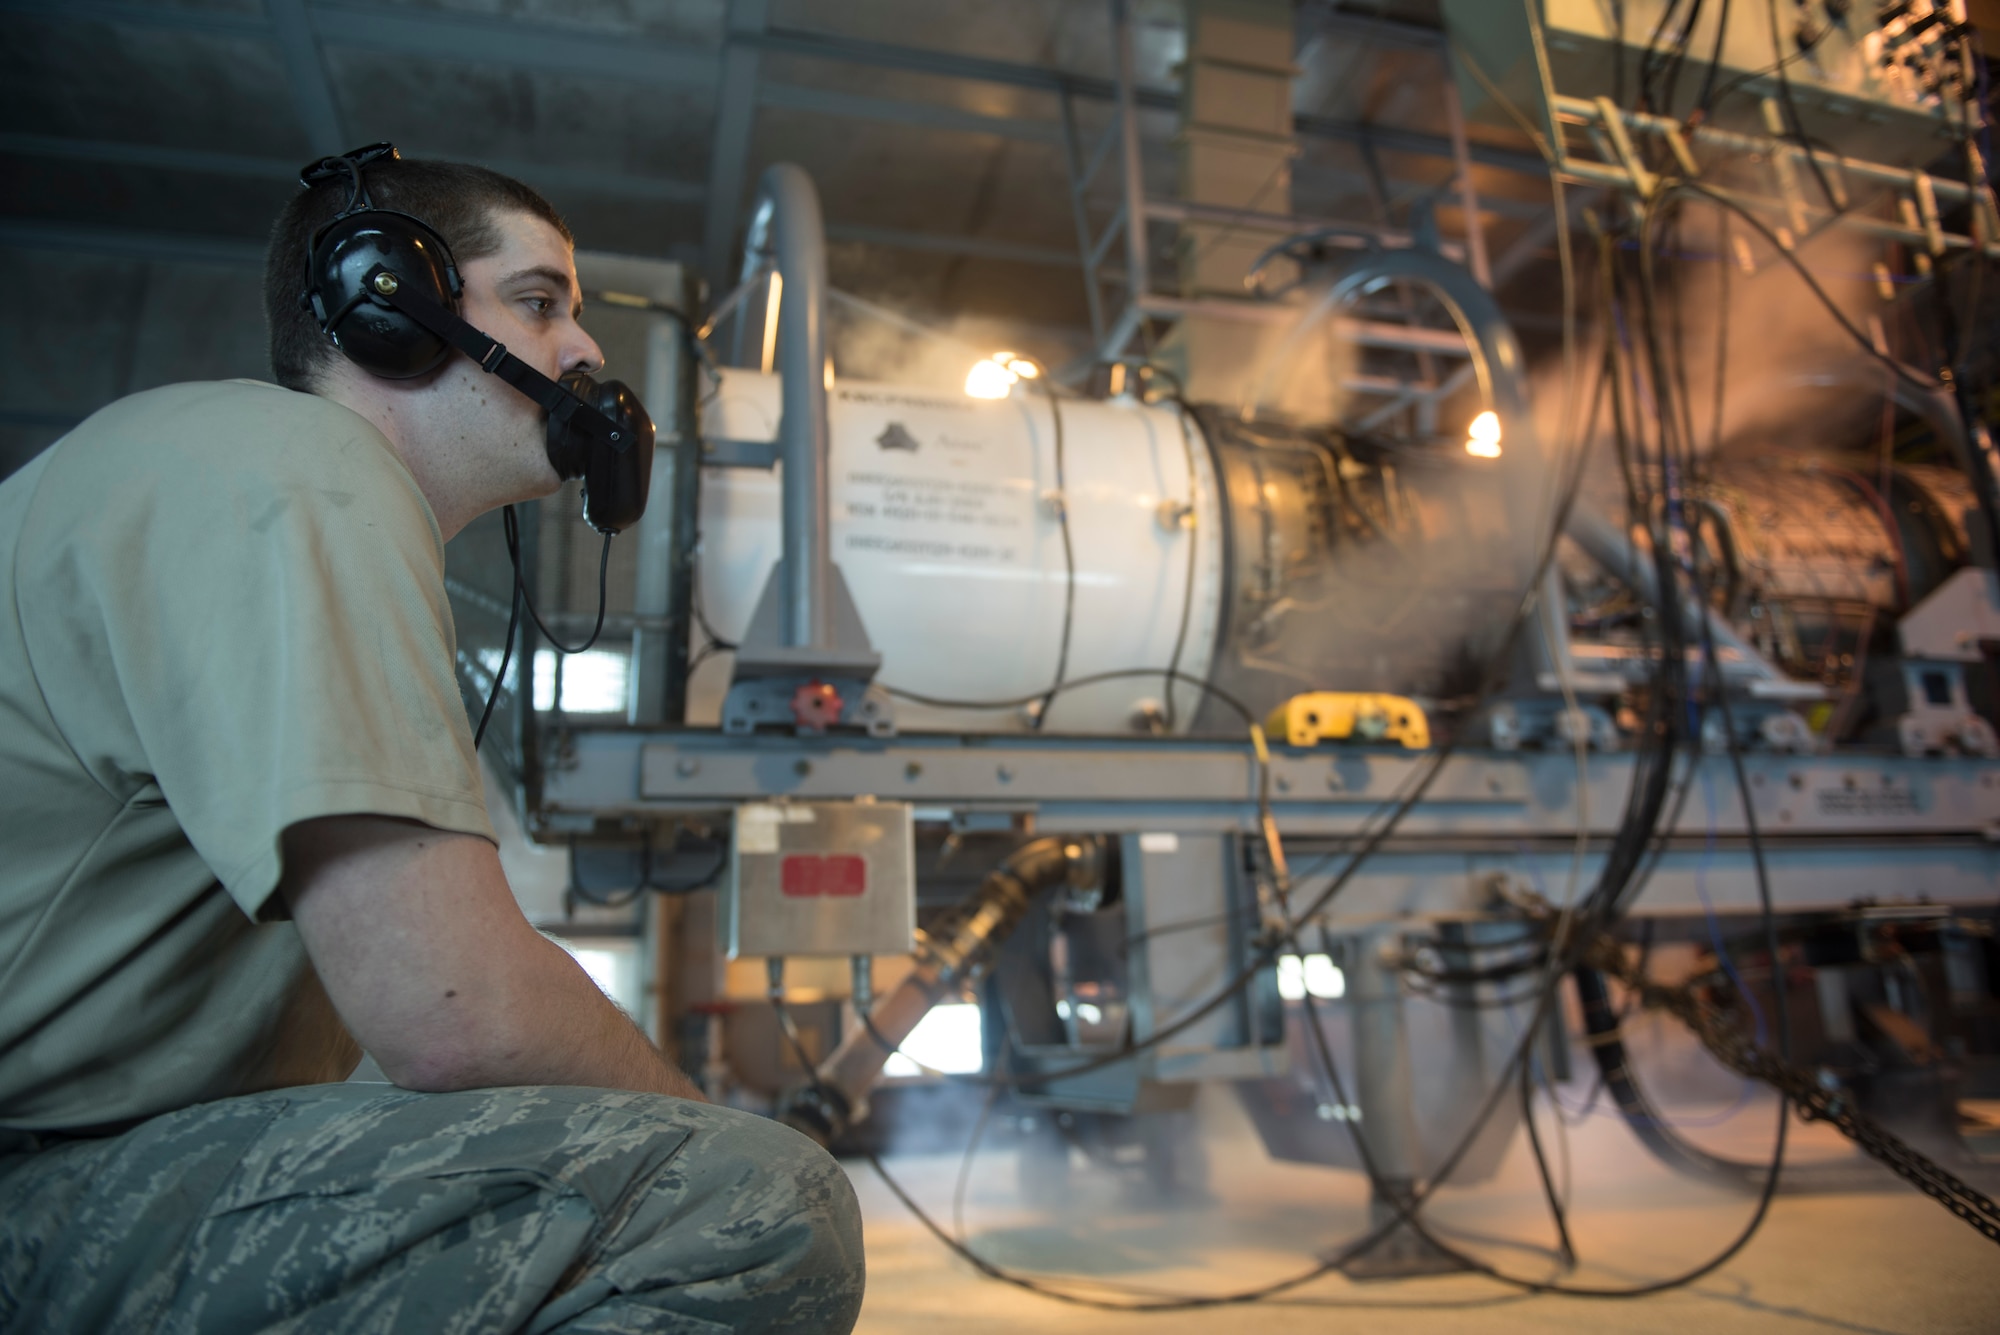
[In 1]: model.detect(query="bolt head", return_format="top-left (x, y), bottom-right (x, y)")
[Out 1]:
top-left (372, 272), bottom-right (400, 295)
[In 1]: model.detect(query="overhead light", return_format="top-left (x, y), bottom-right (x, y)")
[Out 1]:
top-left (1465, 409), bottom-right (1502, 458)
top-left (964, 350), bottom-right (1037, 399)
top-left (964, 358), bottom-right (1016, 399)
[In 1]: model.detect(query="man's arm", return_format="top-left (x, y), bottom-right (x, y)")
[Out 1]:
top-left (280, 814), bottom-right (704, 1101)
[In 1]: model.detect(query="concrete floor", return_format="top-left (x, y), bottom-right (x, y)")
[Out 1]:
top-left (842, 1086), bottom-right (1999, 1334)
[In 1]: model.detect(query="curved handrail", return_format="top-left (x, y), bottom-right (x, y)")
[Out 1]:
top-left (739, 163), bottom-right (834, 651)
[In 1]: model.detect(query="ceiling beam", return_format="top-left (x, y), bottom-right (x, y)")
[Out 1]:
top-left (0, 132), bottom-right (297, 179)
top-left (748, 25), bottom-right (1545, 175)
top-left (1296, 2), bottom-right (1444, 52)
top-left (0, 213), bottom-right (1078, 275)
top-left (757, 83), bottom-right (1060, 145)
top-left (703, 0), bottom-right (768, 289)
top-left (0, 408), bottom-right (86, 431)
top-left (267, 0), bottom-right (347, 157)
top-left (824, 223), bottom-right (1076, 267)
top-left (0, 219), bottom-right (266, 266)
top-left (0, 217), bottom-right (1566, 342)
top-left (1489, 188), bottom-right (1604, 289)
top-left (0, 0), bottom-right (264, 38)
top-left (0, 0), bottom-right (1545, 178)
top-left (508, 162), bottom-right (705, 205)
top-left (0, 133), bottom-right (705, 204)
top-left (304, 2), bottom-right (718, 87)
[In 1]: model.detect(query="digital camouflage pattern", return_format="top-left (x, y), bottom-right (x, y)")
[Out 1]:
top-left (0, 1083), bottom-right (864, 1333)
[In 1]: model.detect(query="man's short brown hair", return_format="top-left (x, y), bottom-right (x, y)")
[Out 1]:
top-left (264, 156), bottom-right (574, 392)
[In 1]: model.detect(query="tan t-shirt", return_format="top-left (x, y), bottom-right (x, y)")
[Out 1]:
top-left (0, 379), bottom-right (496, 1131)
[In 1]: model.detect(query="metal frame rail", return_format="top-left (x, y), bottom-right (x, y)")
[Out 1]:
top-left (538, 728), bottom-right (2000, 918)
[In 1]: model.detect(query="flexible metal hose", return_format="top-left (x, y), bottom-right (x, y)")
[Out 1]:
top-left (783, 835), bottom-right (1104, 1145)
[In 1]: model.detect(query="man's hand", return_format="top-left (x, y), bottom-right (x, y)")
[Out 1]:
top-left (280, 815), bottom-right (704, 1101)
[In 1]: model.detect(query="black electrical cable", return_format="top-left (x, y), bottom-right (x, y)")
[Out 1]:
top-left (1644, 0), bottom-right (1704, 118)
top-left (692, 574), bottom-right (737, 654)
top-left (472, 576), bottom-right (523, 751)
top-left (1951, 49), bottom-right (1991, 370)
top-left (503, 503), bottom-right (614, 655)
top-left (1291, 920), bottom-right (1793, 1299)
top-left (1700, 20), bottom-right (1828, 114)
top-left (1160, 405), bottom-right (1203, 732)
top-left (1578, 201), bottom-right (1693, 952)
top-left (474, 504), bottom-right (611, 750)
top-left (885, 667), bottom-right (1254, 726)
top-left (1572, 965), bottom-right (1773, 1186)
top-left (1520, 1055), bottom-right (1578, 1269)
top-left (1695, 518), bottom-right (1795, 1140)
top-left (1219, 205), bottom-right (1744, 1304)
top-left (1635, 0), bottom-right (1691, 114)
top-left (1691, 0), bottom-right (1733, 119)
top-left (1031, 387), bottom-right (1077, 732)
top-left (950, 1030), bottom-right (1011, 1245)
top-left (1764, 0), bottom-right (1846, 215)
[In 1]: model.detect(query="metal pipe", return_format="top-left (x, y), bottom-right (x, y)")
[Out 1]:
top-left (1345, 931), bottom-right (1424, 1218)
top-left (1553, 94), bottom-right (1988, 204)
top-left (1111, 0), bottom-right (1149, 313)
top-left (782, 836), bottom-right (1105, 1144)
top-left (1565, 505), bottom-right (1782, 678)
top-left (627, 302), bottom-right (690, 725)
top-left (1441, 67), bottom-right (1491, 289)
top-left (1058, 88), bottom-right (1108, 350)
top-left (738, 163), bottom-right (832, 651)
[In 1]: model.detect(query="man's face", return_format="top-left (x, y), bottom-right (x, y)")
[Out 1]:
top-left (427, 209), bottom-right (604, 505)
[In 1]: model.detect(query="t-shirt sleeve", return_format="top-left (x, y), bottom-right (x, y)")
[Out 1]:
top-left (23, 386), bottom-right (497, 921)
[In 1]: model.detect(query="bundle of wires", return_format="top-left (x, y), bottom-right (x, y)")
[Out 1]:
top-left (786, 13), bottom-right (2000, 1302)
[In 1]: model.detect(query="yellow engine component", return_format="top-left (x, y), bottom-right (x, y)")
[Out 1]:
top-left (1265, 692), bottom-right (1431, 750)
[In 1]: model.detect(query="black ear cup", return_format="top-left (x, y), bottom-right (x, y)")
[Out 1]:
top-left (303, 211), bottom-right (464, 379)
top-left (551, 373), bottom-right (654, 534)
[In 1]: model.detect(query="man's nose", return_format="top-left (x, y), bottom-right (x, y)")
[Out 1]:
top-left (564, 325), bottom-right (606, 378)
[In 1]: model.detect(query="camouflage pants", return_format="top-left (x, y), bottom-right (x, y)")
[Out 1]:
top-left (0, 1083), bottom-right (863, 1334)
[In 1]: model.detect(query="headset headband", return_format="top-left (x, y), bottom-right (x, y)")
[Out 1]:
top-left (300, 141), bottom-right (400, 214)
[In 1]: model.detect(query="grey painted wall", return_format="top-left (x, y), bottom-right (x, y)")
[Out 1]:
top-left (0, 243), bottom-right (270, 480)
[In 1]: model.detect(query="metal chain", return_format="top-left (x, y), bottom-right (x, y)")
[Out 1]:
top-left (1581, 936), bottom-right (2000, 1248)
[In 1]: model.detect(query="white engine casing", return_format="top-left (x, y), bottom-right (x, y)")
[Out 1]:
top-left (689, 369), bottom-right (1227, 735)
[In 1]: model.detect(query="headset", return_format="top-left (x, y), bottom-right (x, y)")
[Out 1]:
top-left (297, 142), bottom-right (653, 535)
top-left (296, 143), bottom-right (654, 748)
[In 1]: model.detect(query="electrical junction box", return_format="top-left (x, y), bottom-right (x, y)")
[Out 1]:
top-left (724, 800), bottom-right (915, 958)
top-left (1440, 0), bottom-right (1970, 170)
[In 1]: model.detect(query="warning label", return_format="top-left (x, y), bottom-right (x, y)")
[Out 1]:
top-left (845, 472), bottom-right (1019, 529)
top-left (834, 403), bottom-right (1036, 575)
